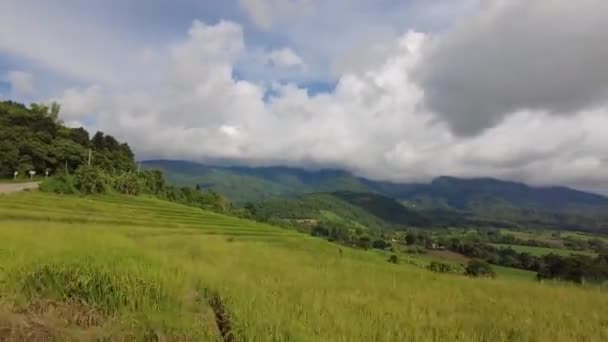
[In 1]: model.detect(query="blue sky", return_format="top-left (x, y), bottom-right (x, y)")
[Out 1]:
top-left (0, 0), bottom-right (475, 100)
top-left (2, 0), bottom-right (608, 193)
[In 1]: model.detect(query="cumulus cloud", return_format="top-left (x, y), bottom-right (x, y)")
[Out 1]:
top-left (50, 85), bottom-right (104, 121)
top-left (414, 0), bottom-right (608, 135)
top-left (0, 0), bottom-right (588, 194)
top-left (238, 0), bottom-right (313, 30)
top-left (268, 48), bottom-right (304, 68)
top-left (6, 70), bottom-right (35, 95)
top-left (47, 19), bottom-right (608, 192)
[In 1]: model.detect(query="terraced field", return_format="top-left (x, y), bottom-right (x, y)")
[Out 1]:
top-left (1, 192), bottom-right (608, 341)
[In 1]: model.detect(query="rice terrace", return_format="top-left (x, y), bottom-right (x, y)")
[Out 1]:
top-left (0, 191), bottom-right (606, 341)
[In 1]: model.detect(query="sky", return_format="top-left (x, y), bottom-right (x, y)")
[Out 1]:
top-left (1, 0), bottom-right (608, 194)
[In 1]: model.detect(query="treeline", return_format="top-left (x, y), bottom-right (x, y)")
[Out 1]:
top-left (42, 167), bottom-right (231, 213)
top-left (1, 100), bottom-right (230, 213)
top-left (446, 240), bottom-right (608, 284)
top-left (0, 101), bottom-right (134, 177)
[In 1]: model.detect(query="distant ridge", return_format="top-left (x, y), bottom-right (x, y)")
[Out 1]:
top-left (141, 160), bottom-right (608, 208)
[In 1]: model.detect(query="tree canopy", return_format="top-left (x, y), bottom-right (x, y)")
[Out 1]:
top-left (0, 100), bottom-right (134, 178)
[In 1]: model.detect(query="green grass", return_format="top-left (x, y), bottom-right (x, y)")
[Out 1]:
top-left (490, 243), bottom-right (597, 257)
top-left (1, 192), bottom-right (608, 340)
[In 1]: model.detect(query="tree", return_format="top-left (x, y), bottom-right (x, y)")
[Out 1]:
top-left (372, 239), bottom-right (388, 250)
top-left (465, 259), bottom-right (496, 278)
top-left (405, 233), bottom-right (417, 245)
top-left (356, 236), bottom-right (372, 250)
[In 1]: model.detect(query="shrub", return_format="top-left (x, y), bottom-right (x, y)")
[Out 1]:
top-left (39, 172), bottom-right (76, 194)
top-left (356, 236), bottom-right (372, 250)
top-left (372, 239), bottom-right (388, 250)
top-left (387, 254), bottom-right (399, 264)
top-left (112, 172), bottom-right (144, 195)
top-left (73, 166), bottom-right (110, 194)
top-left (465, 259), bottom-right (496, 278)
top-left (426, 261), bottom-right (462, 273)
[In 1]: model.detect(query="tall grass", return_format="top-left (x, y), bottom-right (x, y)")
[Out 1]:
top-left (0, 192), bottom-right (607, 340)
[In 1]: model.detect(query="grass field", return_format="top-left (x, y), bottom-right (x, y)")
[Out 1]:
top-left (1, 192), bottom-right (608, 340)
top-left (490, 243), bottom-right (597, 257)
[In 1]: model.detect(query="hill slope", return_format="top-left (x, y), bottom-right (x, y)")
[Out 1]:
top-left (142, 160), bottom-right (608, 210)
top-left (141, 160), bottom-right (369, 203)
top-left (142, 160), bottom-right (608, 231)
top-left (1, 191), bottom-right (607, 340)
top-left (253, 191), bottom-right (430, 230)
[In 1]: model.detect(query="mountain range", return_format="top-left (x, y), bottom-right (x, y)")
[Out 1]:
top-left (141, 160), bottom-right (608, 206)
top-left (141, 160), bottom-right (608, 231)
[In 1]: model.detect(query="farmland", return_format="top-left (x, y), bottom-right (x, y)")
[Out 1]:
top-left (1, 192), bottom-right (608, 340)
top-left (489, 243), bottom-right (597, 257)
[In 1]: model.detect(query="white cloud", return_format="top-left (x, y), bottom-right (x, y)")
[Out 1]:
top-left (50, 85), bottom-right (104, 120)
top-left (6, 70), bottom-right (35, 95)
top-left (268, 48), bottom-right (304, 68)
top-left (9, 4), bottom-right (607, 192)
top-left (49, 20), bottom-right (608, 191)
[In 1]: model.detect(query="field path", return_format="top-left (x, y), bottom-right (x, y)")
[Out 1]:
top-left (0, 182), bottom-right (39, 194)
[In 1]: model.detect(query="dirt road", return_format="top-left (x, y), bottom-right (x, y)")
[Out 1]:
top-left (0, 182), bottom-right (39, 194)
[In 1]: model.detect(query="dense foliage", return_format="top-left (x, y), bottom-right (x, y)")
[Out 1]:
top-left (465, 260), bottom-right (496, 278)
top-left (0, 100), bottom-right (230, 213)
top-left (442, 234), bottom-right (608, 283)
top-left (0, 100), bottom-right (135, 178)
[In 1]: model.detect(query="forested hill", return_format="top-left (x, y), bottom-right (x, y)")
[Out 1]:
top-left (141, 160), bottom-right (370, 202)
top-left (376, 176), bottom-right (608, 212)
top-left (141, 160), bottom-right (608, 211)
top-left (0, 100), bottom-right (135, 177)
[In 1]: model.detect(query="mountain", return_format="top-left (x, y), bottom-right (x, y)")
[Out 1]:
top-left (142, 160), bottom-right (608, 207)
top-left (141, 160), bottom-right (608, 231)
top-left (141, 160), bottom-right (370, 203)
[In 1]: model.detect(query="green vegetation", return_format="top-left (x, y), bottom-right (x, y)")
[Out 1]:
top-left (490, 243), bottom-right (597, 257)
top-left (0, 101), bottom-right (135, 179)
top-left (465, 260), bottom-right (496, 278)
top-left (143, 160), bottom-right (608, 232)
top-left (251, 192), bottom-right (397, 230)
top-left (1, 192), bottom-right (608, 340)
top-left (141, 160), bottom-right (371, 203)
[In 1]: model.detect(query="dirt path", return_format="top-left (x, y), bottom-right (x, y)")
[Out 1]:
top-left (0, 182), bottom-right (39, 194)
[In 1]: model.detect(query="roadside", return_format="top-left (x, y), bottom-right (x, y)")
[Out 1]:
top-left (0, 182), bottom-right (39, 194)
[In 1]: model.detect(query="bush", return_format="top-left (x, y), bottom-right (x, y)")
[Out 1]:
top-left (73, 166), bottom-right (110, 194)
top-left (39, 172), bottom-right (76, 194)
top-left (111, 172), bottom-right (144, 195)
top-left (356, 236), bottom-right (372, 250)
top-left (427, 261), bottom-right (453, 273)
top-left (387, 254), bottom-right (399, 264)
top-left (465, 259), bottom-right (496, 278)
top-left (372, 239), bottom-right (388, 250)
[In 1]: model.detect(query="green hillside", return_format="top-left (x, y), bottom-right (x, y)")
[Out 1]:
top-left (143, 160), bottom-right (608, 232)
top-left (1, 191), bottom-right (607, 340)
top-left (141, 160), bottom-right (370, 203)
top-left (252, 192), bottom-right (397, 230)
